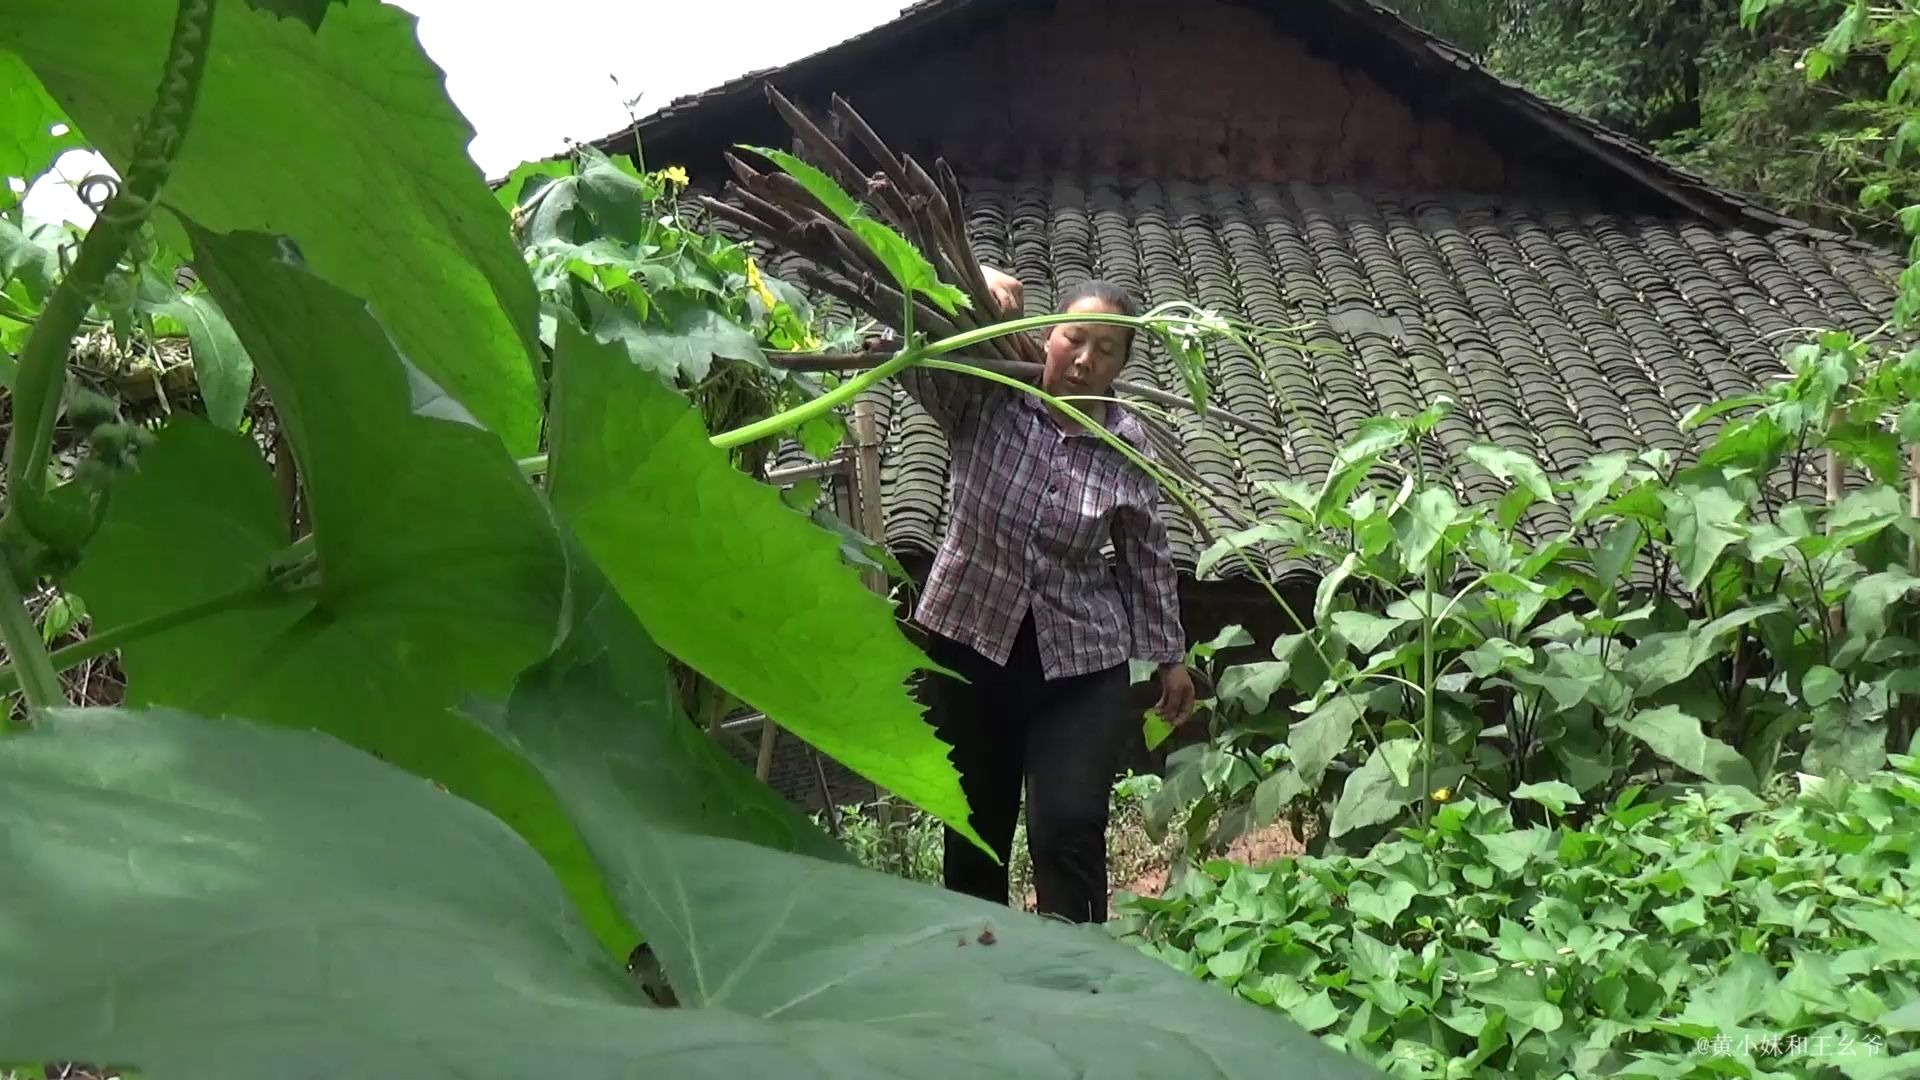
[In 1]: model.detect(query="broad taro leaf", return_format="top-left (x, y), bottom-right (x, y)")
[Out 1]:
top-left (0, 50), bottom-right (81, 210)
top-left (66, 229), bottom-right (626, 950)
top-left (547, 318), bottom-right (981, 847)
top-left (0, 710), bottom-right (1384, 1079)
top-left (1, 0), bottom-right (544, 452)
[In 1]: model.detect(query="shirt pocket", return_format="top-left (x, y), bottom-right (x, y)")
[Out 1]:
top-left (1038, 456), bottom-right (1123, 565)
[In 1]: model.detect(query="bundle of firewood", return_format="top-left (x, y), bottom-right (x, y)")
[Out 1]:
top-left (697, 86), bottom-right (1041, 367)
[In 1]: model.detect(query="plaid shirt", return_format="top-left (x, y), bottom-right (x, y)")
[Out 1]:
top-left (899, 367), bottom-right (1186, 680)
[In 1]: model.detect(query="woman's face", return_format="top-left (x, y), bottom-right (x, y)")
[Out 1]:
top-left (1042, 297), bottom-right (1131, 399)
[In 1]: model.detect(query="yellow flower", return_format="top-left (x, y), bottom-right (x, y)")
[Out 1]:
top-left (744, 256), bottom-right (780, 312)
top-left (660, 165), bottom-right (690, 190)
top-left (1431, 786), bottom-right (1454, 803)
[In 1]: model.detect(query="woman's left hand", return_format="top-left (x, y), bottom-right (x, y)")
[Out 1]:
top-left (1154, 663), bottom-right (1196, 728)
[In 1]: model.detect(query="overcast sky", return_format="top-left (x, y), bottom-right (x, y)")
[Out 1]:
top-left (21, 0), bottom-right (905, 224)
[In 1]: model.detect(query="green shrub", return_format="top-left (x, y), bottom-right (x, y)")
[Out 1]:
top-left (1115, 754), bottom-right (1920, 1078)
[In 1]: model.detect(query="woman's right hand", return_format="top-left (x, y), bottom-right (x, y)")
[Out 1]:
top-left (981, 266), bottom-right (1023, 317)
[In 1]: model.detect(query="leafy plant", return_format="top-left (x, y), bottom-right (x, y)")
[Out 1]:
top-left (1116, 754), bottom-right (1920, 1078)
top-left (1162, 338), bottom-right (1920, 864)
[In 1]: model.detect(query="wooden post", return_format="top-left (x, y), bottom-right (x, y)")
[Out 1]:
top-left (852, 393), bottom-right (889, 594)
top-left (1825, 413), bottom-right (1846, 639)
top-left (754, 719), bottom-right (779, 782)
top-left (1909, 444), bottom-right (1919, 570)
top-left (852, 392), bottom-right (893, 818)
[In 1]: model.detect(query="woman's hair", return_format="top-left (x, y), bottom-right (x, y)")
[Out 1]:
top-left (1055, 278), bottom-right (1139, 352)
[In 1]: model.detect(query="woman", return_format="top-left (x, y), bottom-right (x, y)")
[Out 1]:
top-left (898, 268), bottom-right (1195, 924)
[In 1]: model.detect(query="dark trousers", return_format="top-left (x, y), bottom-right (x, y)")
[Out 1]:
top-left (924, 616), bottom-right (1130, 923)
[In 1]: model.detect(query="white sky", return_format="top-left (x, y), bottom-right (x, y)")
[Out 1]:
top-left (19, 0), bottom-right (904, 225)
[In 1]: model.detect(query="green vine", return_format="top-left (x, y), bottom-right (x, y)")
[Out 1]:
top-left (3, 0), bottom-right (217, 540)
top-left (0, 0), bottom-right (219, 721)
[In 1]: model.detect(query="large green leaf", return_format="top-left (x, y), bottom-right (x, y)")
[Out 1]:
top-left (0, 216), bottom-right (60, 303)
top-left (1289, 695), bottom-right (1364, 788)
top-left (625, 828), bottom-right (1383, 1076)
top-left (66, 229), bottom-right (623, 949)
top-left (1217, 660), bottom-right (1292, 715)
top-left (1462, 969), bottom-right (1564, 1034)
top-left (0, 49), bottom-right (80, 209)
top-left (1845, 571), bottom-right (1920, 646)
top-left (1329, 739), bottom-right (1420, 838)
top-left (547, 317), bottom-right (979, 846)
top-left (466, 550), bottom-right (849, 864)
top-left (145, 292), bottom-right (253, 429)
top-left (1611, 706), bottom-right (1759, 789)
top-left (585, 289), bottom-right (762, 382)
top-left (1619, 603), bottom-right (1783, 696)
top-left (0, 710), bottom-right (1384, 1078)
top-left (1465, 443), bottom-right (1553, 503)
top-left (1661, 483), bottom-right (1746, 591)
top-left (1393, 487), bottom-right (1461, 575)
top-left (1, 0), bottom-right (544, 452)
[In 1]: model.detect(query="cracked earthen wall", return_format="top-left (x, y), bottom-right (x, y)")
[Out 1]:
top-left (844, 0), bottom-right (1522, 190)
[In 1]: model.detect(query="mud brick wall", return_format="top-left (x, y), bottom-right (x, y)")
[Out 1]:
top-left (846, 0), bottom-right (1522, 190)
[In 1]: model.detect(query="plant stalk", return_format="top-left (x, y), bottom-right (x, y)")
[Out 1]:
top-left (0, 553), bottom-right (63, 717)
top-left (2, 0), bottom-right (217, 542)
top-left (0, 577), bottom-right (279, 699)
top-left (708, 309), bottom-right (1196, 451)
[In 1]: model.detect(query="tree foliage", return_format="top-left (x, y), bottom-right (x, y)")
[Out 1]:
top-left (1399, 0), bottom-right (1910, 237)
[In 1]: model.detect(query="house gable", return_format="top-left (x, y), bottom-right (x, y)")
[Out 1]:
top-left (801, 0), bottom-right (1516, 192)
top-left (611, 0), bottom-right (1792, 226)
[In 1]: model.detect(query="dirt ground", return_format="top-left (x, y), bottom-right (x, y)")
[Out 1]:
top-left (1017, 820), bottom-right (1305, 911)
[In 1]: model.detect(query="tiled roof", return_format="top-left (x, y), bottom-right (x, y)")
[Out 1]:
top-left (769, 177), bottom-right (1900, 583)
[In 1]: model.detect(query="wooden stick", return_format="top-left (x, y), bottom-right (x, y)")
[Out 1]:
top-left (696, 195), bottom-right (807, 251)
top-left (755, 719), bottom-right (779, 781)
top-left (852, 395), bottom-right (888, 595)
top-left (830, 92), bottom-right (911, 194)
top-left (765, 85), bottom-right (868, 192)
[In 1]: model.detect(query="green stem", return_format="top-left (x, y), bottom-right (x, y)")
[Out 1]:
top-left (2, 0), bottom-right (217, 541)
top-left (707, 309), bottom-right (1194, 452)
top-left (0, 551), bottom-right (63, 716)
top-left (0, 577), bottom-right (277, 699)
top-left (712, 344), bottom-right (925, 450)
